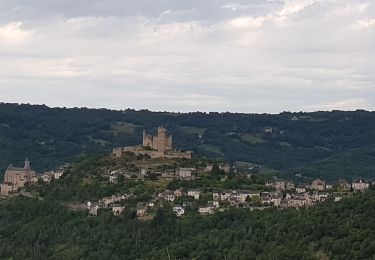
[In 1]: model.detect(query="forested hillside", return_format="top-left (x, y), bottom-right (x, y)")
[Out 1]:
top-left (1, 103), bottom-right (375, 180)
top-left (0, 190), bottom-right (374, 259)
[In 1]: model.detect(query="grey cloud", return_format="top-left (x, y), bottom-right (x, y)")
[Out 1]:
top-left (0, 0), bottom-right (374, 112)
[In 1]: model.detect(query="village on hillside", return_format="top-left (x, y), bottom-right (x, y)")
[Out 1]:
top-left (1, 126), bottom-right (373, 219)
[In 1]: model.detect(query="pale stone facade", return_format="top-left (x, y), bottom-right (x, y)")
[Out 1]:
top-left (113, 126), bottom-right (192, 159)
top-left (143, 127), bottom-right (172, 153)
top-left (3, 159), bottom-right (37, 191)
top-left (310, 179), bottom-right (326, 191)
top-left (352, 179), bottom-right (370, 192)
top-left (0, 183), bottom-right (14, 196)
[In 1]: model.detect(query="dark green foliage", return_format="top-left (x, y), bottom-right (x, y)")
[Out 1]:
top-left (1, 191), bottom-right (375, 259)
top-left (1, 103), bottom-right (375, 180)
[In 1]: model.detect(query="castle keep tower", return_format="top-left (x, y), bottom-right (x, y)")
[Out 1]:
top-left (142, 126), bottom-right (172, 153)
top-left (113, 126), bottom-right (191, 159)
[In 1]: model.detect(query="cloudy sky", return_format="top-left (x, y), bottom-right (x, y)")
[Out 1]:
top-left (0, 0), bottom-right (374, 113)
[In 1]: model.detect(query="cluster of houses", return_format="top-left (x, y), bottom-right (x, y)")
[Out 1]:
top-left (97, 177), bottom-right (372, 218)
top-left (0, 159), bottom-right (70, 196)
top-left (87, 193), bottom-right (130, 216)
top-left (105, 163), bottom-right (231, 183)
top-left (2, 157), bottom-right (373, 220)
top-left (265, 178), bottom-right (371, 193)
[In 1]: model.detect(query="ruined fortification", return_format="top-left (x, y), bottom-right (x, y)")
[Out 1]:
top-left (113, 126), bottom-right (191, 159)
top-left (143, 127), bottom-right (172, 153)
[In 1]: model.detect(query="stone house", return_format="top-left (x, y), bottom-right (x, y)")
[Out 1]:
top-left (288, 195), bottom-right (306, 208)
top-left (212, 191), bottom-right (220, 201)
top-left (146, 201), bottom-right (155, 207)
top-left (109, 175), bottom-right (118, 184)
top-left (265, 180), bottom-right (275, 188)
top-left (89, 203), bottom-right (99, 216)
top-left (174, 188), bottom-right (183, 198)
top-left (270, 192), bottom-right (283, 207)
top-left (41, 171), bottom-right (55, 183)
top-left (212, 201), bottom-right (220, 208)
top-left (296, 185), bottom-right (306, 194)
top-left (334, 195), bottom-right (342, 202)
top-left (261, 192), bottom-right (271, 205)
top-left (220, 191), bottom-right (234, 201)
top-left (286, 181), bottom-right (295, 190)
top-left (280, 198), bottom-right (288, 208)
top-left (158, 190), bottom-right (176, 202)
top-left (176, 168), bottom-right (195, 179)
top-left (54, 170), bottom-right (64, 179)
top-left (352, 179), bottom-right (370, 192)
top-left (312, 191), bottom-right (329, 202)
top-left (173, 205), bottom-right (185, 217)
top-left (275, 180), bottom-right (286, 191)
top-left (136, 206), bottom-right (147, 217)
top-left (237, 191), bottom-right (260, 203)
top-left (112, 205), bottom-right (125, 216)
top-left (310, 179), bottom-right (326, 191)
top-left (337, 179), bottom-right (351, 191)
top-left (198, 206), bottom-right (215, 215)
top-left (188, 189), bottom-right (201, 200)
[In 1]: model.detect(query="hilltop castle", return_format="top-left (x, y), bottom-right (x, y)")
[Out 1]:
top-left (113, 126), bottom-right (191, 159)
top-left (143, 127), bottom-right (172, 153)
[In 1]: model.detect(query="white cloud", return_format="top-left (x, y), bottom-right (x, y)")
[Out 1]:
top-left (0, 0), bottom-right (374, 113)
top-left (304, 98), bottom-right (370, 111)
top-left (0, 22), bottom-right (31, 44)
top-left (225, 16), bottom-right (265, 29)
top-left (277, 0), bottom-right (317, 17)
top-left (354, 18), bottom-right (375, 29)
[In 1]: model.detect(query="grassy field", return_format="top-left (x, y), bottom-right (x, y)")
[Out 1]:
top-left (110, 122), bottom-right (142, 134)
top-left (278, 141), bottom-right (291, 148)
top-left (241, 133), bottom-right (265, 144)
top-left (199, 144), bottom-right (224, 156)
top-left (179, 126), bottom-right (206, 136)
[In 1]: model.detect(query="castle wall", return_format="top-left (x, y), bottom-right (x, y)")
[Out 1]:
top-left (113, 147), bottom-right (124, 158)
top-left (152, 138), bottom-right (158, 150)
top-left (143, 131), bottom-right (154, 148)
top-left (142, 127), bottom-right (173, 153)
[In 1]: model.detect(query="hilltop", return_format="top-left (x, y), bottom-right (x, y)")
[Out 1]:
top-left (1, 103), bottom-right (375, 180)
top-left (1, 136), bottom-right (375, 259)
top-left (1, 169), bottom-right (375, 259)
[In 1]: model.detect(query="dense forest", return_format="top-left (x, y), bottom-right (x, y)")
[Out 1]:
top-left (1, 103), bottom-right (375, 180)
top-left (0, 189), bottom-right (374, 259)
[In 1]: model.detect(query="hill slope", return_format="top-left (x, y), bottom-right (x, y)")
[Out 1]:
top-left (0, 190), bottom-right (374, 259)
top-left (1, 103), bottom-right (375, 179)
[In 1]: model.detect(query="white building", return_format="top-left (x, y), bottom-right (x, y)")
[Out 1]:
top-left (173, 205), bottom-right (185, 217)
top-left (188, 189), bottom-right (201, 200)
top-left (198, 206), bottom-right (215, 215)
top-left (352, 179), bottom-right (370, 192)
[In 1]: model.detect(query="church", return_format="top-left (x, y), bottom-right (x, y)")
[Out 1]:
top-left (1, 159), bottom-right (37, 195)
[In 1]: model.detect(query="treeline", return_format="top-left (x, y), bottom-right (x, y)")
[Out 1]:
top-left (1, 103), bottom-right (375, 179)
top-left (0, 190), bottom-right (375, 259)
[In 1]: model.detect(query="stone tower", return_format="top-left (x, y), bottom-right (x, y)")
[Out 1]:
top-left (142, 126), bottom-right (173, 153)
top-left (157, 127), bottom-right (167, 153)
top-left (24, 158), bottom-right (30, 170)
top-left (143, 130), bottom-right (153, 147)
